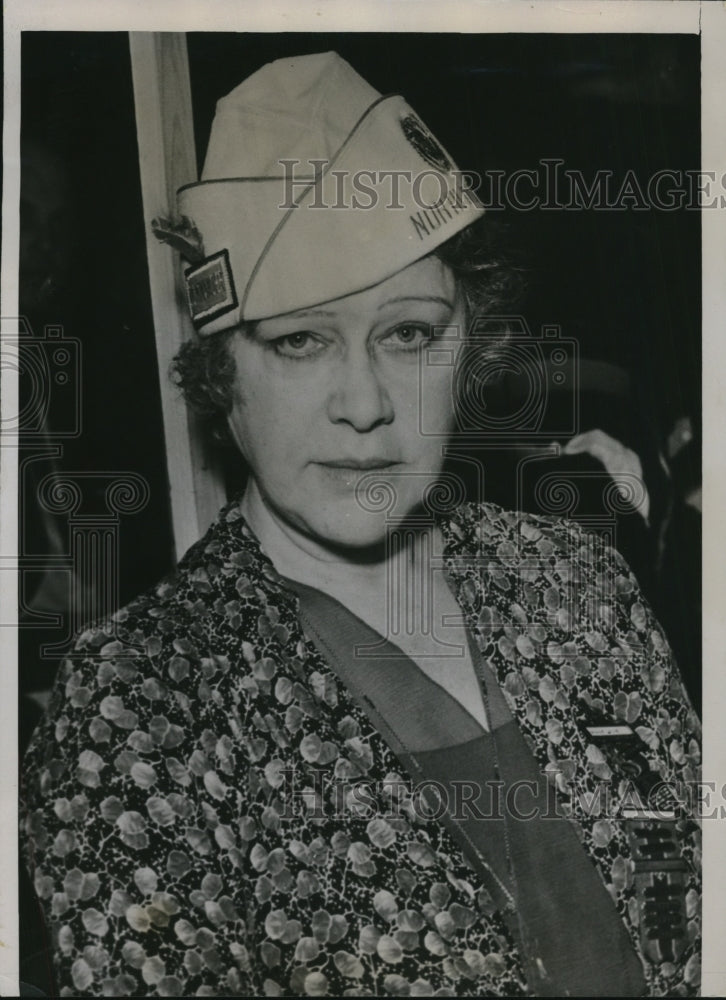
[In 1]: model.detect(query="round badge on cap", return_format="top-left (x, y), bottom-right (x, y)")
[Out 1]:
top-left (400, 114), bottom-right (453, 172)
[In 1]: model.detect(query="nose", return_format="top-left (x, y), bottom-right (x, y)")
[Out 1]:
top-left (326, 347), bottom-right (395, 431)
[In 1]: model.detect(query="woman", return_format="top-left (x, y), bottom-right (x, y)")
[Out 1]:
top-left (22, 52), bottom-right (700, 997)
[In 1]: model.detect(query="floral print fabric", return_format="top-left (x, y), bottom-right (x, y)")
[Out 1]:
top-left (21, 499), bottom-right (701, 996)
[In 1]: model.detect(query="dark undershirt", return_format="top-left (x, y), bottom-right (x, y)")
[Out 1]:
top-left (282, 575), bottom-right (646, 997)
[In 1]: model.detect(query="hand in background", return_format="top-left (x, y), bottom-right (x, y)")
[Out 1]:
top-left (561, 429), bottom-right (651, 525)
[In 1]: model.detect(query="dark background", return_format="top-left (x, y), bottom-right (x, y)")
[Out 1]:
top-left (19, 31), bottom-right (701, 993)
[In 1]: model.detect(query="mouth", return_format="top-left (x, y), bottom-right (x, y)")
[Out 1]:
top-left (317, 458), bottom-right (400, 471)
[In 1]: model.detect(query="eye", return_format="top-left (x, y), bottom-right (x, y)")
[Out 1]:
top-left (384, 323), bottom-right (433, 351)
top-left (271, 331), bottom-right (324, 358)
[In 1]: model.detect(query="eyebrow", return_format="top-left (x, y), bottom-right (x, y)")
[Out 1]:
top-left (272, 294), bottom-right (454, 323)
top-left (377, 295), bottom-right (454, 311)
top-left (277, 307), bottom-right (337, 320)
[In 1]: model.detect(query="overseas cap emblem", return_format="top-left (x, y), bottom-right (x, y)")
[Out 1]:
top-left (400, 114), bottom-right (453, 172)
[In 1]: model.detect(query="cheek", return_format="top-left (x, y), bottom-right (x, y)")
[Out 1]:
top-left (406, 365), bottom-right (456, 440)
top-left (227, 374), bottom-right (315, 474)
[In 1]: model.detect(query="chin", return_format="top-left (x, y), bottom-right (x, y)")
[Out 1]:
top-left (306, 511), bottom-right (395, 552)
top-left (304, 491), bottom-right (435, 553)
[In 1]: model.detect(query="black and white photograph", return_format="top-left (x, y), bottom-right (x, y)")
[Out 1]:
top-left (4, 1), bottom-right (725, 996)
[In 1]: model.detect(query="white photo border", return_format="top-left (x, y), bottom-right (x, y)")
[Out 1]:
top-left (3, 2), bottom-right (723, 996)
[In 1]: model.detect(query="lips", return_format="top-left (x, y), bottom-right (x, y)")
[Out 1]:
top-left (317, 458), bottom-right (400, 470)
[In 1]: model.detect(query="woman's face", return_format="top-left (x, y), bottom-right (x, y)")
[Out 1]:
top-left (227, 255), bottom-right (463, 549)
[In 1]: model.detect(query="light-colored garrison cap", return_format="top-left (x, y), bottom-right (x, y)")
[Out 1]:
top-left (176, 51), bottom-right (484, 334)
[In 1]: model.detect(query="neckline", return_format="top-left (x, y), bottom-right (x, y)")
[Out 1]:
top-left (208, 492), bottom-right (493, 580)
top-left (280, 572), bottom-right (502, 738)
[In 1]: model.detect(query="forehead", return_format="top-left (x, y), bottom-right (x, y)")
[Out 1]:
top-left (261, 255), bottom-right (457, 326)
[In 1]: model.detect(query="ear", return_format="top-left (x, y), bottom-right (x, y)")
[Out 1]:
top-left (225, 412), bottom-right (246, 456)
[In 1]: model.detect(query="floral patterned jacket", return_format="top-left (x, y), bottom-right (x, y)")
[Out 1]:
top-left (21, 499), bottom-right (701, 997)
